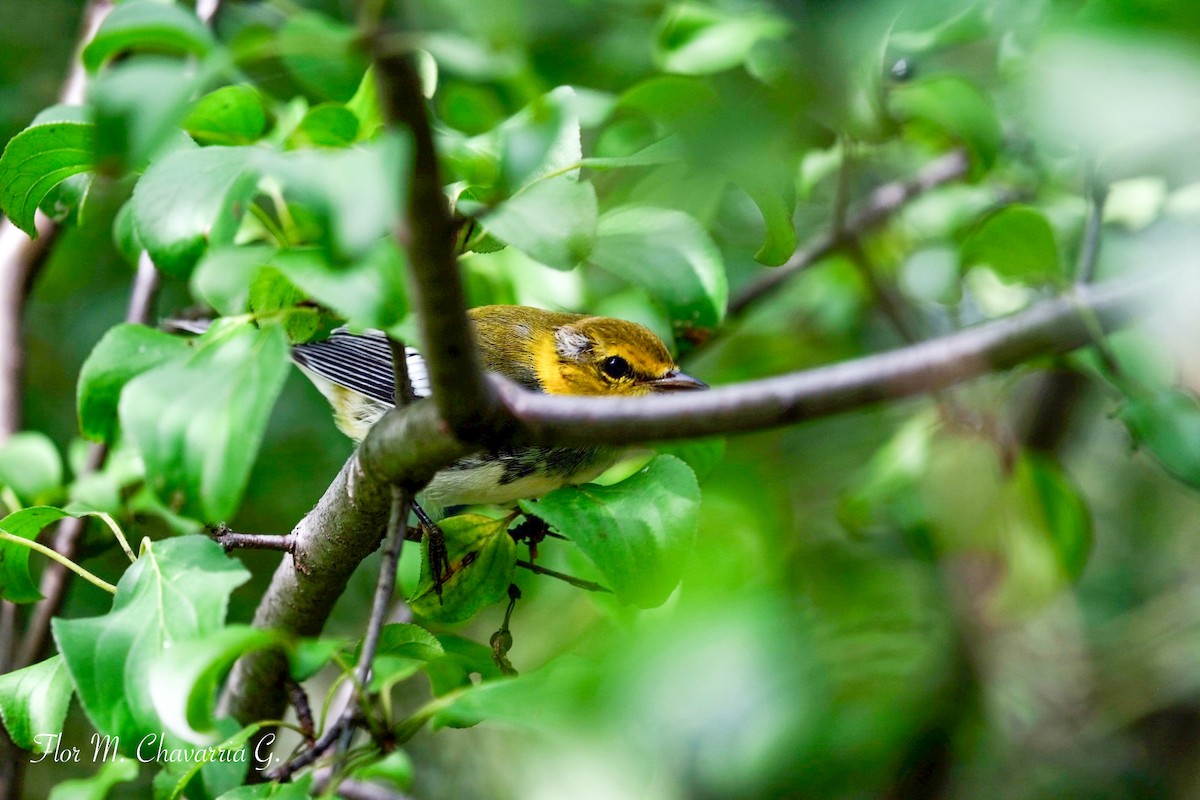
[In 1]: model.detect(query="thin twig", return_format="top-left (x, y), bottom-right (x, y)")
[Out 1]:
top-left (212, 528), bottom-right (297, 553)
top-left (286, 679), bottom-right (317, 745)
top-left (516, 559), bottom-right (611, 593)
top-left (730, 148), bottom-right (971, 315)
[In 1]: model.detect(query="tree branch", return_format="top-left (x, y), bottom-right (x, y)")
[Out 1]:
top-left (729, 148), bottom-right (970, 315)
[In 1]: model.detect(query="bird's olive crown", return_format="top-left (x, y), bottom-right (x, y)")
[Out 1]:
top-left (467, 305), bottom-right (687, 397)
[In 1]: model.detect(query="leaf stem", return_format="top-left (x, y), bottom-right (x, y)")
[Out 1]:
top-left (515, 559), bottom-right (611, 593)
top-left (0, 532), bottom-right (115, 595)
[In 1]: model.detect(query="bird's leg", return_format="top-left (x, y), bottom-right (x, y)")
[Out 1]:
top-left (412, 502), bottom-right (450, 595)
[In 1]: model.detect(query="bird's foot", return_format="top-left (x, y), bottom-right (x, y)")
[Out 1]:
top-left (413, 503), bottom-right (450, 599)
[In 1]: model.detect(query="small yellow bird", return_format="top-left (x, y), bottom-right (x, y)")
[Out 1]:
top-left (292, 305), bottom-right (708, 513)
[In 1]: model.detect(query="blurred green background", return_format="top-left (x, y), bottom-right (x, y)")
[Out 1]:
top-left (9, 0), bottom-right (1200, 798)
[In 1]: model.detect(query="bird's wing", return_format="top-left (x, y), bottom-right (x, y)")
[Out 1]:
top-left (292, 328), bottom-right (430, 404)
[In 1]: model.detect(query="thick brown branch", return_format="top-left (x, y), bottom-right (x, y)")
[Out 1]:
top-left (729, 148), bottom-right (971, 315)
top-left (372, 49), bottom-right (494, 440)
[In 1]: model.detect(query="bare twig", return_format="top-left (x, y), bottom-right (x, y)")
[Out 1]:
top-left (516, 559), bottom-right (611, 593)
top-left (212, 528), bottom-right (297, 553)
top-left (730, 148), bottom-right (971, 315)
top-left (286, 679), bottom-right (316, 745)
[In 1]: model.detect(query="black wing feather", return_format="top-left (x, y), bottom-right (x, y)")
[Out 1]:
top-left (293, 328), bottom-right (430, 404)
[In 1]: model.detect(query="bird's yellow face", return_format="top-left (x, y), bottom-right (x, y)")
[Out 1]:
top-left (531, 316), bottom-right (707, 397)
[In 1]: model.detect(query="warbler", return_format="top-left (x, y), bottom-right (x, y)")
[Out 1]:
top-left (291, 304), bottom-right (708, 512)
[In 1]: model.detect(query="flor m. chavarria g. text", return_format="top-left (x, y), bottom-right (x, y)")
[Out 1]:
top-left (29, 732), bottom-right (278, 769)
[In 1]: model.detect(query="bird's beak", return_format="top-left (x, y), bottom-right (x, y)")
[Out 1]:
top-left (648, 370), bottom-right (709, 392)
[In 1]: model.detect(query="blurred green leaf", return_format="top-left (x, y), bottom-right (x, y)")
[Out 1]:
top-left (0, 432), bottom-right (62, 502)
top-left (742, 178), bottom-right (798, 266)
top-left (118, 322), bottom-right (291, 521)
top-left (131, 144), bottom-right (262, 277)
top-left (183, 85), bottom-right (267, 146)
top-left (496, 86), bottom-right (581, 193)
top-left (961, 205), bottom-right (1061, 284)
top-left (81, 0), bottom-right (213, 71)
top-left (286, 103), bottom-right (359, 148)
top-left (0, 656), bottom-right (72, 752)
top-left (150, 625), bottom-right (285, 745)
top-left (409, 514), bottom-right (516, 623)
top-left (478, 177), bottom-right (598, 270)
top-left (346, 66), bottom-right (384, 140)
top-left (1120, 389), bottom-right (1200, 490)
top-left (288, 637), bottom-right (347, 682)
top-left (89, 57), bottom-right (200, 170)
top-left (191, 246), bottom-right (276, 316)
top-left (77, 323), bottom-right (192, 443)
top-left (0, 117), bottom-right (94, 236)
top-left (1024, 455), bottom-right (1092, 581)
top-left (889, 76), bottom-right (1001, 169)
top-left (46, 757), bottom-right (139, 800)
top-left (214, 776), bottom-right (311, 800)
top-left (655, 3), bottom-right (789, 76)
top-left (591, 206), bottom-right (727, 330)
top-left (278, 13), bottom-right (369, 102)
top-left (655, 437), bottom-right (726, 481)
top-left (353, 751), bottom-right (414, 791)
top-left (521, 455), bottom-right (699, 608)
top-left (53, 536), bottom-right (250, 750)
top-left (425, 635), bottom-right (503, 698)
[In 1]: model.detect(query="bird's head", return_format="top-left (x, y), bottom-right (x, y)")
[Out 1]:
top-left (535, 315), bottom-right (708, 397)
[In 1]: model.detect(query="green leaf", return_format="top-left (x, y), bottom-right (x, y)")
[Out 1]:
top-left (82, 0), bottom-right (213, 71)
top-left (364, 623), bottom-right (445, 692)
top-left (47, 757), bottom-right (139, 800)
top-left (158, 722), bottom-right (263, 800)
top-left (77, 323), bottom-right (193, 443)
top-left (889, 75), bottom-right (1002, 169)
top-left (0, 507), bottom-right (75, 603)
top-left (215, 776), bottom-right (313, 800)
top-left (354, 751), bottom-right (414, 791)
top-left (0, 656), bottom-right (73, 752)
top-left (278, 13), bottom-right (369, 102)
top-left (479, 177), bottom-right (598, 270)
top-left (53, 536), bottom-right (250, 749)
top-left (288, 637), bottom-right (347, 682)
top-left (89, 57), bottom-right (200, 170)
top-left (1121, 389), bottom-right (1200, 490)
top-left (150, 626), bottom-right (285, 745)
top-left (591, 206), bottom-right (727, 330)
top-left (409, 514), bottom-right (516, 623)
top-left (655, 3), bottom-right (790, 76)
top-left (497, 86), bottom-right (581, 193)
top-left (273, 241), bottom-right (409, 331)
top-left (286, 103), bottom-right (359, 148)
top-left (0, 118), bottom-right (94, 236)
top-left (130, 144), bottom-right (263, 278)
top-left (520, 455), bottom-right (700, 608)
top-left (961, 205), bottom-right (1062, 284)
top-left (272, 132), bottom-right (409, 261)
top-left (743, 178), bottom-right (798, 266)
top-left (0, 432), bottom-right (62, 502)
top-left (425, 635), bottom-right (504, 698)
top-left (183, 85), bottom-right (267, 146)
top-left (191, 246), bottom-right (277, 316)
top-left (119, 322), bottom-right (291, 521)
top-left (345, 66), bottom-right (384, 139)
top-left (655, 437), bottom-right (726, 482)
top-left (1023, 455), bottom-right (1092, 581)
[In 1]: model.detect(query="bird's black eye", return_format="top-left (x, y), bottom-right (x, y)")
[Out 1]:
top-left (601, 355), bottom-right (633, 380)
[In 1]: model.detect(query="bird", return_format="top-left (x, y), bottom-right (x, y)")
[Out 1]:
top-left (291, 304), bottom-right (708, 512)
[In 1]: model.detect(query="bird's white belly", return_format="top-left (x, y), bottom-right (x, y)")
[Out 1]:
top-left (420, 455), bottom-right (614, 511)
